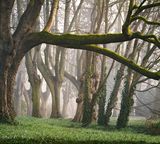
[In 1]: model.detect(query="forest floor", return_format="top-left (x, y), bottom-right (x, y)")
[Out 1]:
top-left (0, 117), bottom-right (159, 144)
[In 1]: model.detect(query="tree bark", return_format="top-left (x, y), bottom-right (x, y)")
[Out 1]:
top-left (72, 76), bottom-right (84, 122)
top-left (116, 69), bottom-right (135, 129)
top-left (25, 52), bottom-right (41, 117)
top-left (0, 54), bottom-right (13, 123)
top-left (82, 52), bottom-right (92, 126)
top-left (105, 41), bottom-right (132, 126)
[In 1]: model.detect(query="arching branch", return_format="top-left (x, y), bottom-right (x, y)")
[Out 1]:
top-left (22, 31), bottom-right (160, 80)
top-left (62, 44), bottom-right (160, 80)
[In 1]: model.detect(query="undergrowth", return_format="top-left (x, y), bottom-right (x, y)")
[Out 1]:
top-left (0, 117), bottom-right (159, 144)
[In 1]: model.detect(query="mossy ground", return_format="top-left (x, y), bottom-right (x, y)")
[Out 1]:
top-left (0, 117), bottom-right (159, 144)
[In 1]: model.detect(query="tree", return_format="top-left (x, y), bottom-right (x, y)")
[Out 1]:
top-left (0, 0), bottom-right (159, 123)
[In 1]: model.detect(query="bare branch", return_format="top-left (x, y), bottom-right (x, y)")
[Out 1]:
top-left (43, 0), bottom-right (59, 32)
top-left (133, 2), bottom-right (160, 17)
top-left (131, 16), bottom-right (160, 26)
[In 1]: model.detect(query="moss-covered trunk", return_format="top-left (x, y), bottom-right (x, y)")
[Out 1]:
top-left (105, 69), bottom-right (124, 126)
top-left (82, 52), bottom-right (93, 126)
top-left (97, 56), bottom-right (107, 126)
top-left (116, 69), bottom-right (135, 129)
top-left (82, 73), bottom-right (92, 126)
top-left (97, 82), bottom-right (106, 125)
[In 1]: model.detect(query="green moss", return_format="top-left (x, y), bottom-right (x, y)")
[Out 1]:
top-left (82, 45), bottom-right (160, 80)
top-left (127, 27), bottom-right (133, 36)
top-left (133, 5), bottom-right (138, 9)
top-left (29, 32), bottom-right (160, 80)
top-left (122, 25), bottom-right (133, 36)
top-left (37, 31), bottom-right (128, 46)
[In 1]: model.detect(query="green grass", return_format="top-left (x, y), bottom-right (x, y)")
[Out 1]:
top-left (0, 117), bottom-right (159, 144)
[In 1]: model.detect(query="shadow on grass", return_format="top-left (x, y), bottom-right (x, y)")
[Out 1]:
top-left (57, 120), bottom-right (148, 135)
top-left (0, 138), bottom-right (156, 144)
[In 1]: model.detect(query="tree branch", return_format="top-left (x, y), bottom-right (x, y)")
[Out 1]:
top-left (131, 16), bottom-right (160, 26)
top-left (43, 0), bottom-right (59, 31)
top-left (13, 0), bottom-right (44, 41)
top-left (62, 44), bottom-right (160, 80)
top-left (64, 71), bottom-right (80, 90)
top-left (122, 0), bottom-right (134, 35)
top-left (0, 0), bottom-right (15, 40)
top-left (133, 2), bottom-right (160, 17)
top-left (22, 31), bottom-right (160, 80)
top-left (24, 31), bottom-right (160, 51)
top-left (23, 31), bottom-right (133, 50)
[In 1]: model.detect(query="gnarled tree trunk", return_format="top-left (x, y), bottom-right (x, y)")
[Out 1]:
top-left (0, 52), bottom-right (15, 123)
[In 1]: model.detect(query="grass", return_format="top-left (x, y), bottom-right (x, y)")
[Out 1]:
top-left (0, 117), bottom-right (159, 144)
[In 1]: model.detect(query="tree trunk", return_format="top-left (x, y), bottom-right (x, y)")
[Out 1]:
top-left (82, 52), bottom-right (92, 127)
top-left (54, 81), bottom-right (62, 117)
top-left (31, 77), bottom-right (41, 117)
top-left (0, 0), bottom-right (44, 123)
top-left (105, 69), bottom-right (124, 126)
top-left (0, 59), bottom-right (12, 122)
top-left (0, 44), bottom-right (22, 123)
top-left (14, 71), bottom-right (23, 115)
top-left (41, 86), bottom-right (50, 117)
top-left (105, 38), bottom-right (133, 126)
top-left (116, 69), bottom-right (135, 129)
top-left (0, 37), bottom-right (17, 123)
top-left (72, 102), bottom-right (83, 122)
top-left (25, 52), bottom-right (41, 117)
top-left (97, 55), bottom-right (107, 126)
top-left (8, 57), bottom-right (23, 117)
top-left (23, 88), bottom-right (32, 116)
top-left (36, 49), bottom-right (57, 118)
top-left (62, 82), bottom-right (70, 118)
top-left (72, 80), bottom-right (84, 122)
top-left (97, 83), bottom-right (106, 125)
top-left (72, 51), bottom-right (86, 122)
